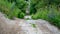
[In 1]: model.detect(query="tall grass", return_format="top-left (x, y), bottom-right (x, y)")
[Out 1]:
top-left (0, 0), bottom-right (25, 19)
top-left (32, 6), bottom-right (60, 28)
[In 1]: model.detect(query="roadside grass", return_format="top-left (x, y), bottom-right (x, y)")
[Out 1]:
top-left (31, 6), bottom-right (60, 29)
top-left (30, 23), bottom-right (36, 28)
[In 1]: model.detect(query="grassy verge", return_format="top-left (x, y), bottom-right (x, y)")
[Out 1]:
top-left (31, 6), bottom-right (60, 29)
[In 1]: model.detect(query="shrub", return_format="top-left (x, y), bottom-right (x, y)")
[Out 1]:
top-left (18, 12), bottom-right (25, 19)
top-left (0, 0), bottom-right (26, 19)
top-left (32, 8), bottom-right (49, 20)
top-left (32, 6), bottom-right (60, 28)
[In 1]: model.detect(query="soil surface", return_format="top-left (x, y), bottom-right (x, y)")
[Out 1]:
top-left (0, 12), bottom-right (60, 34)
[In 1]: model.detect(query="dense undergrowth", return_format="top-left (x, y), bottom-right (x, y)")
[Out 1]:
top-left (31, 6), bottom-right (60, 28)
top-left (31, 0), bottom-right (60, 28)
top-left (0, 0), bottom-right (60, 28)
top-left (0, 0), bottom-right (27, 19)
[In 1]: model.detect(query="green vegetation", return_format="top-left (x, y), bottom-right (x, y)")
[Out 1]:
top-left (31, 23), bottom-right (36, 28)
top-left (0, 0), bottom-right (27, 19)
top-left (30, 0), bottom-right (60, 28)
top-left (0, 0), bottom-right (60, 28)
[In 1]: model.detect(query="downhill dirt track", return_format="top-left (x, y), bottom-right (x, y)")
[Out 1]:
top-left (0, 12), bottom-right (60, 34)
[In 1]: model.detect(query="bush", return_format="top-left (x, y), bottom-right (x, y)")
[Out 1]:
top-left (18, 12), bottom-right (25, 19)
top-left (48, 7), bottom-right (60, 28)
top-left (0, 0), bottom-right (26, 19)
top-left (32, 6), bottom-right (60, 28)
top-left (32, 8), bottom-right (49, 20)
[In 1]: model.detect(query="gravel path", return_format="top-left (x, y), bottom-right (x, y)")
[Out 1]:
top-left (0, 12), bottom-right (60, 34)
top-left (16, 19), bottom-right (60, 34)
top-left (18, 20), bottom-right (43, 34)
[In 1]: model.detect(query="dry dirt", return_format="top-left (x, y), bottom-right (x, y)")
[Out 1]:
top-left (0, 12), bottom-right (60, 34)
